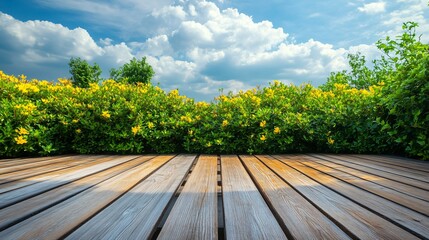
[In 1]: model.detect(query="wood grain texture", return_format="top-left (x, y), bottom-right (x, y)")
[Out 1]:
top-left (221, 155), bottom-right (287, 240)
top-left (0, 155), bottom-right (77, 175)
top-left (0, 155), bottom-right (139, 207)
top-left (299, 155), bottom-right (429, 209)
top-left (0, 155), bottom-right (106, 185)
top-left (309, 154), bottom-right (429, 191)
top-left (0, 154), bottom-right (426, 239)
top-left (317, 154), bottom-right (429, 183)
top-left (0, 155), bottom-right (155, 231)
top-left (240, 155), bottom-right (351, 240)
top-left (65, 154), bottom-right (195, 240)
top-left (0, 155), bottom-right (120, 194)
top-left (0, 155), bottom-right (175, 240)
top-left (279, 155), bottom-right (429, 238)
top-left (158, 155), bottom-right (218, 240)
top-left (0, 156), bottom-right (67, 167)
top-left (263, 155), bottom-right (419, 240)
top-left (350, 154), bottom-right (429, 173)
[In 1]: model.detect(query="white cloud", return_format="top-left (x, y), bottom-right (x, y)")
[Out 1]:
top-left (358, 2), bottom-right (386, 14)
top-left (0, 12), bottom-right (102, 62)
top-left (380, 0), bottom-right (429, 42)
top-left (3, 0), bottom-right (426, 101)
top-left (0, 12), bottom-right (132, 79)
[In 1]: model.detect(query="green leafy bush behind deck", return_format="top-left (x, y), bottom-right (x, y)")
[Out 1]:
top-left (0, 73), bottom-right (392, 157)
top-left (321, 22), bottom-right (429, 160)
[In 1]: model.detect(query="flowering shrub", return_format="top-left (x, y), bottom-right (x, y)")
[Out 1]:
top-left (1, 70), bottom-right (404, 158)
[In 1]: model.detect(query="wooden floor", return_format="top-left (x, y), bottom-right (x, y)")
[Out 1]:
top-left (0, 154), bottom-right (428, 240)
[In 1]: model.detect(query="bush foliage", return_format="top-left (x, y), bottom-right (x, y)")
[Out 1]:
top-left (1, 22), bottom-right (427, 159)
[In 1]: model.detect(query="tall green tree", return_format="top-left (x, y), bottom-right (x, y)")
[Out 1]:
top-left (321, 52), bottom-right (378, 90)
top-left (68, 57), bottom-right (102, 88)
top-left (110, 57), bottom-right (155, 84)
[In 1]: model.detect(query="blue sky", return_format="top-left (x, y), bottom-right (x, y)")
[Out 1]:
top-left (0, 0), bottom-right (428, 101)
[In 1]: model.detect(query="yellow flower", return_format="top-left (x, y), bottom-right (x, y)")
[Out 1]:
top-left (147, 122), bottom-right (155, 129)
top-left (260, 135), bottom-right (267, 141)
top-left (260, 120), bottom-right (266, 128)
top-left (58, 78), bottom-right (72, 86)
top-left (188, 130), bottom-right (194, 135)
top-left (101, 111), bottom-right (110, 119)
top-left (16, 127), bottom-right (29, 135)
top-left (15, 136), bottom-right (27, 144)
top-left (273, 127), bottom-right (280, 134)
top-left (76, 129), bottom-right (82, 134)
top-left (265, 89), bottom-right (274, 98)
top-left (19, 74), bottom-right (27, 81)
top-left (72, 119), bottom-right (79, 123)
top-left (222, 120), bottom-right (229, 127)
top-left (327, 137), bottom-right (335, 145)
top-left (273, 80), bottom-right (281, 87)
top-left (169, 89), bottom-right (179, 96)
top-left (132, 126), bottom-right (141, 135)
top-left (180, 116), bottom-right (193, 123)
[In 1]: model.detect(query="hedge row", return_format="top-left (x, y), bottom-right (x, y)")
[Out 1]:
top-left (1, 71), bottom-right (404, 158)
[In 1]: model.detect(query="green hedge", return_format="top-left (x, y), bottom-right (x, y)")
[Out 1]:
top-left (1, 72), bottom-right (402, 158)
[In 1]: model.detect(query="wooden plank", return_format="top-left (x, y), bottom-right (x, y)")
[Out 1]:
top-left (221, 155), bottom-right (287, 240)
top-left (66, 154), bottom-right (195, 240)
top-left (301, 154), bottom-right (429, 202)
top-left (0, 155), bottom-right (118, 194)
top-left (259, 155), bottom-right (419, 240)
top-left (0, 155), bottom-right (175, 240)
top-left (351, 154), bottom-right (429, 172)
top-left (240, 155), bottom-right (350, 239)
top-left (341, 154), bottom-right (429, 178)
top-left (0, 155), bottom-right (139, 207)
top-left (319, 154), bottom-right (429, 183)
top-left (0, 155), bottom-right (107, 185)
top-left (0, 155), bottom-right (77, 174)
top-left (0, 155), bottom-right (66, 166)
top-left (309, 154), bottom-right (429, 191)
top-left (0, 155), bottom-right (155, 231)
top-left (277, 155), bottom-right (429, 238)
top-left (158, 155), bottom-right (218, 240)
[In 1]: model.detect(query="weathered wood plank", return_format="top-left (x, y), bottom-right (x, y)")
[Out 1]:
top-left (0, 155), bottom-right (138, 208)
top-left (309, 154), bottom-right (429, 191)
top-left (0, 155), bottom-right (106, 185)
top-left (0, 155), bottom-right (67, 165)
top-left (0, 155), bottom-right (155, 231)
top-left (240, 155), bottom-right (350, 240)
top-left (278, 155), bottom-right (429, 238)
top-left (262, 155), bottom-right (418, 240)
top-left (158, 155), bottom-right (218, 240)
top-left (65, 154), bottom-right (195, 240)
top-left (221, 155), bottom-right (287, 240)
top-left (318, 154), bottom-right (429, 183)
top-left (0, 155), bottom-right (175, 240)
top-left (0, 155), bottom-right (118, 194)
top-left (346, 155), bottom-right (429, 175)
top-left (300, 154), bottom-right (429, 203)
top-left (340, 154), bottom-right (429, 179)
top-left (350, 154), bottom-right (429, 172)
top-left (0, 155), bottom-right (77, 174)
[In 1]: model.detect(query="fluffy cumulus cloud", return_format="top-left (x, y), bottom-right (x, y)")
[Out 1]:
top-left (358, 2), bottom-right (386, 14)
top-left (1, 0), bottom-right (425, 100)
top-left (0, 12), bottom-right (134, 79)
top-left (380, 0), bottom-right (429, 42)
